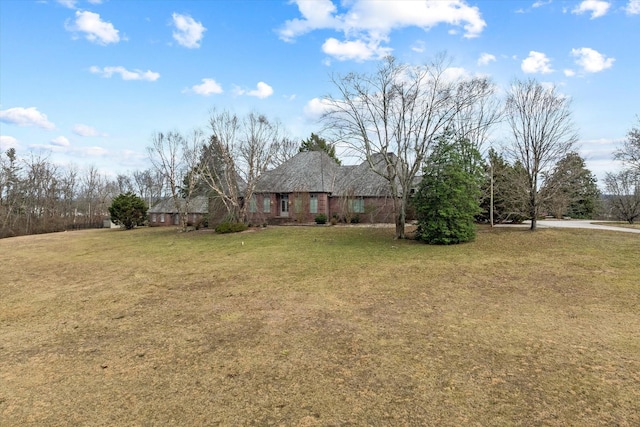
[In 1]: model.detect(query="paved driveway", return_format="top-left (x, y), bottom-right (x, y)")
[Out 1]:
top-left (527, 220), bottom-right (640, 234)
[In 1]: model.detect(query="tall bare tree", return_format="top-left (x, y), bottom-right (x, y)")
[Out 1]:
top-left (604, 170), bottom-right (640, 223)
top-left (147, 130), bottom-right (204, 231)
top-left (200, 110), bottom-right (285, 223)
top-left (133, 168), bottom-right (164, 209)
top-left (322, 55), bottom-right (497, 238)
top-left (323, 55), bottom-right (498, 238)
top-left (505, 79), bottom-right (578, 230)
top-left (614, 116), bottom-right (640, 173)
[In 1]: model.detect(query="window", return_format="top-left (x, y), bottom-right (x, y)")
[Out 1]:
top-left (310, 194), bottom-right (318, 214)
top-left (294, 198), bottom-right (302, 213)
top-left (160, 213), bottom-right (165, 223)
top-left (174, 214), bottom-right (180, 225)
top-left (151, 214), bottom-right (157, 223)
top-left (249, 195), bottom-right (257, 213)
top-left (263, 195), bottom-right (271, 213)
top-left (349, 198), bottom-right (365, 213)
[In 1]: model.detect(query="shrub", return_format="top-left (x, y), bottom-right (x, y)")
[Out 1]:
top-left (330, 217), bottom-right (338, 226)
top-left (214, 222), bottom-right (248, 234)
top-left (314, 213), bottom-right (328, 224)
top-left (108, 192), bottom-right (147, 230)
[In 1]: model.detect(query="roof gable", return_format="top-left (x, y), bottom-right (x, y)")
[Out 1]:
top-left (255, 151), bottom-right (341, 193)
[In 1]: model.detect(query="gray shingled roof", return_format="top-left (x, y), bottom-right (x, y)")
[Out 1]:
top-left (255, 151), bottom-right (341, 193)
top-left (148, 195), bottom-right (209, 214)
top-left (254, 151), bottom-right (396, 197)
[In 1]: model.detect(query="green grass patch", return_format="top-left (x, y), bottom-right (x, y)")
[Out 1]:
top-left (1, 225), bottom-right (639, 425)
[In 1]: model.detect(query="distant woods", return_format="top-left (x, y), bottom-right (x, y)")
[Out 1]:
top-left (0, 147), bottom-right (164, 238)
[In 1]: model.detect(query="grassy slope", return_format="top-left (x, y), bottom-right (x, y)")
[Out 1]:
top-left (1, 226), bottom-right (639, 426)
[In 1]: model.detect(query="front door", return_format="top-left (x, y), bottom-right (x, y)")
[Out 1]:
top-left (280, 194), bottom-right (289, 217)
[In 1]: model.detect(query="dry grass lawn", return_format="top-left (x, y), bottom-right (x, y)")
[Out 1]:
top-left (1, 225), bottom-right (639, 426)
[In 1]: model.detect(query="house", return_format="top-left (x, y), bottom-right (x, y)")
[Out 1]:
top-left (148, 195), bottom-right (209, 227)
top-left (247, 151), bottom-right (398, 224)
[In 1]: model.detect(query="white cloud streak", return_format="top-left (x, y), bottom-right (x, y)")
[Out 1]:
top-left (185, 78), bottom-right (223, 96)
top-left (571, 47), bottom-right (615, 73)
top-left (572, 1), bottom-right (611, 19)
top-left (477, 52), bottom-right (496, 66)
top-left (247, 82), bottom-right (274, 99)
top-left (0, 107), bottom-right (56, 130)
top-left (90, 66), bottom-right (160, 81)
top-left (65, 10), bottom-right (121, 45)
top-left (321, 38), bottom-right (392, 61)
top-left (51, 136), bottom-right (71, 147)
top-left (279, 0), bottom-right (486, 61)
top-left (626, 0), bottom-right (640, 14)
top-left (521, 51), bottom-right (553, 74)
top-left (172, 13), bottom-right (206, 48)
top-left (73, 124), bottom-right (106, 137)
top-left (0, 135), bottom-right (19, 150)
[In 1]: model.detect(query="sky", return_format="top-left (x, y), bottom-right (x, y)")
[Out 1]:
top-left (1, 0), bottom-right (639, 185)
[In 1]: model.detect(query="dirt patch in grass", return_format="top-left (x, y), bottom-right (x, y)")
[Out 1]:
top-left (1, 226), bottom-right (639, 426)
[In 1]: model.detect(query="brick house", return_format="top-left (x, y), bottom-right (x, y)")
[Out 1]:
top-left (247, 151), bottom-right (399, 224)
top-left (148, 195), bottom-right (209, 227)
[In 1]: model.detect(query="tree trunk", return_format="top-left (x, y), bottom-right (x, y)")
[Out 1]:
top-left (394, 196), bottom-right (406, 239)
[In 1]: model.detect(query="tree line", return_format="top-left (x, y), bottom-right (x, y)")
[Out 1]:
top-left (0, 149), bottom-right (165, 238)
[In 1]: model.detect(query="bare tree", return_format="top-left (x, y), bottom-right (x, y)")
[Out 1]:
top-left (614, 116), bottom-right (640, 173)
top-left (604, 170), bottom-right (640, 223)
top-left (505, 79), bottom-right (578, 230)
top-left (200, 110), bottom-right (285, 223)
top-left (147, 130), bottom-right (204, 231)
top-left (133, 168), bottom-right (164, 209)
top-left (322, 55), bottom-right (496, 238)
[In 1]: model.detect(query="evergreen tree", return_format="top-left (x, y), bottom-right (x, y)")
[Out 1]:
top-left (414, 135), bottom-right (484, 244)
top-left (299, 133), bottom-right (341, 165)
top-left (108, 192), bottom-right (148, 229)
top-left (543, 152), bottom-right (600, 219)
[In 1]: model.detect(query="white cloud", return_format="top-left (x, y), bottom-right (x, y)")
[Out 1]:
top-left (564, 69), bottom-right (576, 77)
top-left (247, 82), bottom-right (274, 99)
top-left (572, 1), bottom-right (611, 19)
top-left (521, 51), bottom-right (553, 74)
top-left (571, 47), bottom-right (615, 73)
top-left (532, 0), bottom-right (552, 7)
top-left (477, 52), bottom-right (496, 66)
top-left (304, 97), bottom-right (336, 120)
top-left (73, 124), bottom-right (106, 137)
top-left (626, 0), bottom-right (640, 14)
top-left (185, 78), bottom-right (223, 96)
top-left (411, 41), bottom-right (426, 53)
top-left (90, 66), bottom-right (160, 81)
top-left (172, 13), bottom-right (206, 48)
top-left (322, 38), bottom-right (392, 61)
top-left (279, 0), bottom-right (486, 61)
top-left (57, 0), bottom-right (78, 8)
top-left (0, 135), bottom-right (19, 150)
top-left (51, 136), bottom-right (71, 147)
top-left (65, 10), bottom-right (121, 45)
top-left (0, 107), bottom-right (56, 130)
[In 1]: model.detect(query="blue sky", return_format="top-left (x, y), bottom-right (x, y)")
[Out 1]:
top-left (1, 0), bottom-right (639, 184)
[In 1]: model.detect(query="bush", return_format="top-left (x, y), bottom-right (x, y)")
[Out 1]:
top-left (108, 192), bottom-right (147, 230)
top-left (314, 213), bottom-right (328, 224)
top-left (214, 222), bottom-right (248, 234)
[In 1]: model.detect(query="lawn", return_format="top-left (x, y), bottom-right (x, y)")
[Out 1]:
top-left (1, 225), bottom-right (639, 426)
